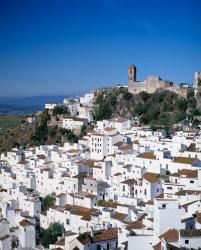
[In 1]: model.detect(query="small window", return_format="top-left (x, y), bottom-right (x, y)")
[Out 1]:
top-left (185, 240), bottom-right (189, 244)
top-left (162, 204), bottom-right (166, 209)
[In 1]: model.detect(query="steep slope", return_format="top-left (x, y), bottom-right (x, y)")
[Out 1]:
top-left (93, 87), bottom-right (200, 127)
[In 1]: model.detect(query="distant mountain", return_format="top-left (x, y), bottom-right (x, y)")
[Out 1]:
top-left (0, 95), bottom-right (77, 115)
top-left (0, 95), bottom-right (72, 106)
top-left (0, 103), bottom-right (41, 115)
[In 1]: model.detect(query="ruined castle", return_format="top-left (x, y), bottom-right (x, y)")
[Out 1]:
top-left (128, 64), bottom-right (173, 94)
top-left (127, 64), bottom-right (199, 97)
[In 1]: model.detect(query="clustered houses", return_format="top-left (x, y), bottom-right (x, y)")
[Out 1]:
top-left (45, 92), bottom-right (95, 134)
top-left (63, 92), bottom-right (94, 122)
top-left (0, 117), bottom-right (201, 249)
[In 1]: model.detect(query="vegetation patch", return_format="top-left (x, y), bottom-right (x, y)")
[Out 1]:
top-left (0, 115), bottom-right (23, 127)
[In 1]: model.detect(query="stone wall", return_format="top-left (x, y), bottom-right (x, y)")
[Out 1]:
top-left (128, 76), bottom-right (173, 94)
top-left (127, 65), bottom-right (194, 97)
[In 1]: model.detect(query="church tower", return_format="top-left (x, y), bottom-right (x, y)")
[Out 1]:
top-left (128, 64), bottom-right (137, 82)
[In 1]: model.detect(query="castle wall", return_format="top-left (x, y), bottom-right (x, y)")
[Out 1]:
top-left (128, 81), bottom-right (147, 94)
top-left (128, 77), bottom-right (173, 94)
top-left (127, 65), bottom-right (191, 97)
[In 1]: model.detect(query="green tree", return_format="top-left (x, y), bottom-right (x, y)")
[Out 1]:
top-left (134, 103), bottom-right (148, 116)
top-left (187, 89), bottom-right (195, 99)
top-left (42, 195), bottom-right (55, 211)
top-left (60, 128), bottom-right (79, 143)
top-left (162, 102), bottom-right (172, 112)
top-left (176, 98), bottom-right (188, 111)
top-left (40, 222), bottom-right (64, 248)
top-left (95, 94), bottom-right (104, 104)
top-left (53, 106), bottom-right (70, 115)
top-left (93, 104), bottom-right (112, 121)
top-left (109, 94), bottom-right (117, 106)
top-left (193, 109), bottom-right (201, 116)
top-left (80, 125), bottom-right (87, 137)
top-left (153, 91), bottom-right (167, 103)
top-left (139, 91), bottom-right (150, 102)
top-left (146, 105), bottom-right (160, 121)
top-left (188, 97), bottom-right (197, 109)
top-left (123, 92), bottom-right (132, 101)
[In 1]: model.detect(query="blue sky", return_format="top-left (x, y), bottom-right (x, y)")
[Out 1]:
top-left (0, 0), bottom-right (201, 97)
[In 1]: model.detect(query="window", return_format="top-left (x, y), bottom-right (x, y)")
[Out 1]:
top-left (185, 240), bottom-right (189, 244)
top-left (162, 204), bottom-right (166, 209)
top-left (167, 187), bottom-right (172, 190)
top-left (190, 180), bottom-right (194, 184)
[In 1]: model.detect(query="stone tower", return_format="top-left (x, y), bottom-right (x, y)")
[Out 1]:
top-left (194, 72), bottom-right (201, 96)
top-left (128, 64), bottom-right (137, 82)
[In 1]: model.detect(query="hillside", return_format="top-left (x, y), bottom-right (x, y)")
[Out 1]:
top-left (0, 87), bottom-right (200, 152)
top-left (93, 87), bottom-right (201, 128)
top-left (0, 108), bottom-right (85, 152)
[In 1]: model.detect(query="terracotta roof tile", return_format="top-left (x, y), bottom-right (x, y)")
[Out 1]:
top-left (112, 212), bottom-right (127, 222)
top-left (180, 229), bottom-right (201, 238)
top-left (121, 179), bottom-right (136, 186)
top-left (138, 152), bottom-right (156, 160)
top-left (173, 157), bottom-right (196, 164)
top-left (77, 228), bottom-right (117, 245)
top-left (175, 190), bottom-right (201, 196)
top-left (19, 219), bottom-right (35, 227)
top-left (126, 221), bottom-right (145, 229)
top-left (195, 212), bottom-right (201, 224)
top-left (159, 229), bottom-right (179, 242)
top-left (143, 172), bottom-right (160, 183)
top-left (172, 169), bottom-right (197, 179)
